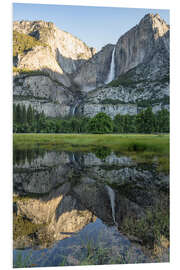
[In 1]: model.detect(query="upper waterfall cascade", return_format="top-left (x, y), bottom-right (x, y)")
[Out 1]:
top-left (105, 48), bottom-right (116, 84)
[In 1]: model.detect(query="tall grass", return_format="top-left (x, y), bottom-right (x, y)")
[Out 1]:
top-left (13, 133), bottom-right (169, 153)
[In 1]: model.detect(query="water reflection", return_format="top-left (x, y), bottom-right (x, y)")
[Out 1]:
top-left (13, 148), bottom-right (169, 266)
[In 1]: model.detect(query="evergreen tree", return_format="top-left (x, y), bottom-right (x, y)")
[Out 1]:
top-left (136, 107), bottom-right (155, 133)
top-left (16, 104), bottom-right (22, 124)
top-left (156, 109), bottom-right (169, 133)
top-left (113, 114), bottom-right (124, 133)
top-left (87, 112), bottom-right (113, 134)
top-left (22, 105), bottom-right (27, 124)
top-left (13, 104), bottom-right (17, 123)
top-left (27, 105), bottom-right (34, 124)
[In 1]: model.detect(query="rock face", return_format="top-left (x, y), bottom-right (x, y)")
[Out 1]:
top-left (13, 73), bottom-right (74, 117)
top-left (115, 13), bottom-right (169, 77)
top-left (73, 44), bottom-right (115, 91)
top-left (13, 20), bottom-right (96, 75)
top-left (77, 13), bottom-right (170, 117)
top-left (13, 14), bottom-right (170, 118)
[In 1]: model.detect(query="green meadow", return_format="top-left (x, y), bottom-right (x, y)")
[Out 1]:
top-left (13, 133), bottom-right (169, 173)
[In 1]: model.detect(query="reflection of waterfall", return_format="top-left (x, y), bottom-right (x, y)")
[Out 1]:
top-left (105, 48), bottom-right (116, 84)
top-left (72, 153), bottom-right (75, 162)
top-left (106, 185), bottom-right (116, 225)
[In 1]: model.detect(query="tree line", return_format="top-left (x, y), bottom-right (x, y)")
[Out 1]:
top-left (13, 104), bottom-right (169, 134)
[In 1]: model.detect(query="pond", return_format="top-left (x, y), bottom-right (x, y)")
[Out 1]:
top-left (13, 148), bottom-right (169, 267)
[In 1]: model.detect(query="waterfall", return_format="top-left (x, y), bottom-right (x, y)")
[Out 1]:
top-left (106, 185), bottom-right (116, 225)
top-left (72, 101), bottom-right (79, 116)
top-left (105, 47), bottom-right (116, 84)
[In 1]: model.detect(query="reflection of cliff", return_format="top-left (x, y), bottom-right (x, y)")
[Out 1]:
top-left (13, 151), bottom-right (74, 195)
top-left (14, 150), bottom-right (168, 196)
top-left (13, 150), bottom-right (169, 250)
top-left (14, 183), bottom-right (96, 249)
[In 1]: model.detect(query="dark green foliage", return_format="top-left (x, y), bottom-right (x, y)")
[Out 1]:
top-left (92, 146), bottom-right (111, 160)
top-left (113, 114), bottom-right (136, 133)
top-left (27, 104), bottom-right (34, 124)
top-left (136, 107), bottom-right (156, 134)
top-left (155, 109), bottom-right (170, 133)
top-left (13, 148), bottom-right (46, 166)
top-left (15, 104), bottom-right (22, 124)
top-left (13, 104), bottom-right (91, 134)
top-left (13, 104), bottom-right (169, 134)
top-left (87, 112), bottom-right (113, 134)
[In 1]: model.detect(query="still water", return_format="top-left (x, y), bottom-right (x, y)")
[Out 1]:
top-left (13, 148), bottom-right (169, 267)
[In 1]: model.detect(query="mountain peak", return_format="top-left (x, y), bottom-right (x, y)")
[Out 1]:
top-left (140, 13), bottom-right (167, 25)
top-left (139, 13), bottom-right (169, 39)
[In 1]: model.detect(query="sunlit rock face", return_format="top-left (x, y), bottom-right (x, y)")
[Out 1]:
top-left (14, 186), bottom-right (95, 248)
top-left (13, 20), bottom-right (96, 75)
top-left (13, 20), bottom-right (96, 118)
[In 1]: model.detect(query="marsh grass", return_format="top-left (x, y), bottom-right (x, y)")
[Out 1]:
top-left (59, 236), bottom-right (138, 266)
top-left (13, 134), bottom-right (169, 172)
top-left (121, 195), bottom-right (169, 256)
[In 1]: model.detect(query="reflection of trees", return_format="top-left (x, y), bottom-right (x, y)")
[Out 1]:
top-left (13, 148), bottom-right (46, 165)
top-left (92, 146), bottom-right (111, 160)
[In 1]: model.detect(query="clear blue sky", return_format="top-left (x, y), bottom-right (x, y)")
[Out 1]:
top-left (13, 3), bottom-right (169, 52)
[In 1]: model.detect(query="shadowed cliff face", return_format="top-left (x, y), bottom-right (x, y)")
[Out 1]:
top-left (73, 44), bottom-right (115, 91)
top-left (73, 14), bottom-right (169, 91)
top-left (13, 149), bottom-right (169, 252)
top-left (76, 14), bottom-right (169, 117)
top-left (115, 14), bottom-right (169, 77)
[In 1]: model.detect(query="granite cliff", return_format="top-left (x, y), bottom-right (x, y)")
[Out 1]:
top-left (13, 13), bottom-right (170, 118)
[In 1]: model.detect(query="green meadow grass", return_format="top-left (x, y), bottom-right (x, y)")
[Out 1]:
top-left (13, 133), bottom-right (169, 173)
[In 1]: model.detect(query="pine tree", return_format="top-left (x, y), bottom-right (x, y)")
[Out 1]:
top-left (16, 104), bottom-right (22, 124)
top-left (13, 104), bottom-right (17, 123)
top-left (27, 105), bottom-right (34, 124)
top-left (22, 105), bottom-right (27, 124)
